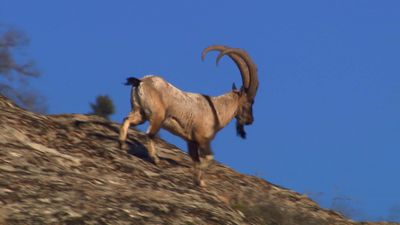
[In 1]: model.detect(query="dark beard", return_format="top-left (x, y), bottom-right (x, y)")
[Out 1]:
top-left (236, 121), bottom-right (246, 139)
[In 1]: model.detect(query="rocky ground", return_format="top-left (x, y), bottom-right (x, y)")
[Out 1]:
top-left (0, 95), bottom-right (397, 225)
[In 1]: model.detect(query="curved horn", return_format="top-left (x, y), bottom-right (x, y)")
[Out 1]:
top-left (216, 48), bottom-right (258, 101)
top-left (202, 45), bottom-right (250, 90)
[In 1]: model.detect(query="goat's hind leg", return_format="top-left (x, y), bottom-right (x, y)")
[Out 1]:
top-left (119, 111), bottom-right (143, 149)
top-left (145, 114), bottom-right (164, 165)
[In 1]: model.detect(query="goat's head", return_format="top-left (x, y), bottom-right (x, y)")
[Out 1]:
top-left (202, 46), bottom-right (259, 139)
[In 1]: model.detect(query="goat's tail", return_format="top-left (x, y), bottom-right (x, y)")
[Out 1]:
top-left (125, 77), bottom-right (141, 87)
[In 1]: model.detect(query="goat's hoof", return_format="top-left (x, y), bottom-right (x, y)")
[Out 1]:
top-left (118, 141), bottom-right (124, 150)
top-left (199, 180), bottom-right (206, 187)
top-left (196, 179), bottom-right (206, 187)
top-left (152, 156), bottom-right (160, 165)
top-left (193, 173), bottom-right (206, 187)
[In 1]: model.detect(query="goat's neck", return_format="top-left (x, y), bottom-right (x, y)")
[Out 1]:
top-left (211, 92), bottom-right (239, 130)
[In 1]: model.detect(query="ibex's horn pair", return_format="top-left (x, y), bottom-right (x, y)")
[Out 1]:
top-left (119, 45), bottom-right (259, 187)
top-left (202, 45), bottom-right (259, 102)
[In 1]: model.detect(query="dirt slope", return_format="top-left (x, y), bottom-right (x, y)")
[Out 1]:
top-left (0, 95), bottom-right (396, 225)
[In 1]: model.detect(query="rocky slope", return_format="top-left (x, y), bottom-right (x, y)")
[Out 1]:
top-left (0, 95), bottom-right (397, 225)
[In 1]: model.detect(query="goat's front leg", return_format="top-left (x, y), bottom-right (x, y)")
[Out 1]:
top-left (199, 141), bottom-right (214, 169)
top-left (119, 111), bottom-right (143, 149)
top-left (187, 140), bottom-right (215, 187)
top-left (187, 141), bottom-right (205, 187)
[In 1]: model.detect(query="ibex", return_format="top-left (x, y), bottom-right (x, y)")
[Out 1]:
top-left (119, 45), bottom-right (259, 186)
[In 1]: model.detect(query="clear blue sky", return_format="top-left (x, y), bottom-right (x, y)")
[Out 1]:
top-left (1, 0), bottom-right (399, 221)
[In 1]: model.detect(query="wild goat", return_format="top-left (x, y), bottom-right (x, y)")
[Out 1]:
top-left (119, 45), bottom-right (259, 186)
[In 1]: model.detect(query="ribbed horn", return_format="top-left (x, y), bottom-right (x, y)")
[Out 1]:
top-left (202, 45), bottom-right (250, 90)
top-left (216, 48), bottom-right (258, 101)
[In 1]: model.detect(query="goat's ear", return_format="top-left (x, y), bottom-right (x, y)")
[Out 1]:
top-left (232, 82), bottom-right (237, 91)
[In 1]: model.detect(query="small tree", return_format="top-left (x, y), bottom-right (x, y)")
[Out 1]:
top-left (0, 25), bottom-right (47, 113)
top-left (90, 95), bottom-right (115, 120)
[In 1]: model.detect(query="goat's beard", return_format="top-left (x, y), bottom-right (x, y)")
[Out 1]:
top-left (236, 120), bottom-right (246, 139)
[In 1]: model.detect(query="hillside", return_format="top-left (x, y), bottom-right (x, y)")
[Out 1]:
top-left (0, 95), bottom-right (396, 225)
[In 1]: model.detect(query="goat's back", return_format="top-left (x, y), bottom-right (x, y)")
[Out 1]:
top-left (135, 75), bottom-right (217, 141)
